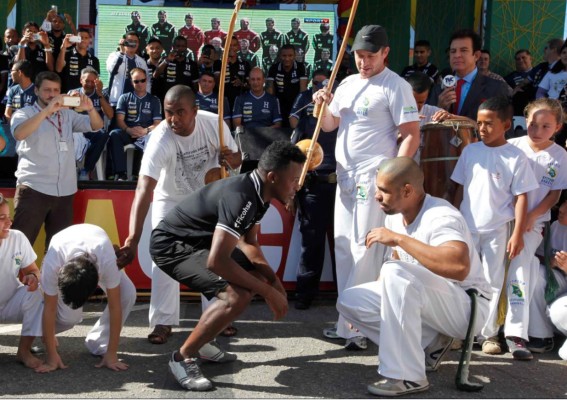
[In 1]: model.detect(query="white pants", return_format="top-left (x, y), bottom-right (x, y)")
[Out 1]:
top-left (0, 286), bottom-right (43, 337)
top-left (529, 265), bottom-right (567, 338)
top-left (504, 225), bottom-right (543, 339)
top-left (338, 261), bottom-right (489, 382)
top-left (149, 264), bottom-right (181, 328)
top-left (473, 225), bottom-right (510, 339)
top-left (56, 272), bottom-right (136, 355)
top-left (550, 292), bottom-right (567, 336)
top-left (334, 163), bottom-right (387, 339)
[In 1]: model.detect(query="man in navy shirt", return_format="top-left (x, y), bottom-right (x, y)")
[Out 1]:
top-left (5, 60), bottom-right (36, 122)
top-left (69, 67), bottom-right (114, 180)
top-left (154, 36), bottom-right (199, 93)
top-left (149, 140), bottom-right (305, 391)
top-left (56, 28), bottom-right (100, 93)
top-left (196, 71), bottom-right (230, 121)
top-left (266, 44), bottom-right (308, 127)
top-left (233, 67), bottom-right (281, 129)
top-left (107, 68), bottom-right (162, 180)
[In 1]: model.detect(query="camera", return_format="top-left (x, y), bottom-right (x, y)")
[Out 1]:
top-left (32, 33), bottom-right (41, 41)
top-left (123, 40), bottom-right (137, 48)
top-left (69, 35), bottom-right (82, 44)
top-left (62, 95), bottom-right (81, 108)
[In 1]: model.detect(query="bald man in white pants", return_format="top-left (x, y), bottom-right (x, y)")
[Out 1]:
top-left (337, 157), bottom-right (491, 396)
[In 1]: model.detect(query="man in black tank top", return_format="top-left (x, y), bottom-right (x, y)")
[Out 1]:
top-left (150, 141), bottom-right (305, 391)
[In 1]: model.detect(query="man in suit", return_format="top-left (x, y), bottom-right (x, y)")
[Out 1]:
top-left (427, 29), bottom-right (509, 120)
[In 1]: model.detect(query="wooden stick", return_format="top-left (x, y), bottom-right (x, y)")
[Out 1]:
top-left (298, 0), bottom-right (360, 187)
top-left (217, 0), bottom-right (244, 179)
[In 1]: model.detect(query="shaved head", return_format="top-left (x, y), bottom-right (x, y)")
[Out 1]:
top-left (377, 157), bottom-right (424, 192)
top-left (165, 85), bottom-right (196, 106)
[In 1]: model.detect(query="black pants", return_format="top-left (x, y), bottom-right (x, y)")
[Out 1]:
top-left (295, 180), bottom-right (336, 301)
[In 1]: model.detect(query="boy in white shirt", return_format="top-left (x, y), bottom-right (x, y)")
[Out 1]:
top-left (0, 193), bottom-right (43, 369)
top-left (36, 224), bottom-right (136, 373)
top-left (451, 96), bottom-right (539, 354)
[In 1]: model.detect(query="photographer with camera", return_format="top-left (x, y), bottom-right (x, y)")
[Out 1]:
top-left (56, 28), bottom-right (100, 93)
top-left (106, 31), bottom-right (150, 107)
top-left (153, 35), bottom-right (199, 94)
top-left (14, 22), bottom-right (53, 80)
top-left (10, 71), bottom-right (103, 248)
top-left (45, 9), bottom-right (77, 63)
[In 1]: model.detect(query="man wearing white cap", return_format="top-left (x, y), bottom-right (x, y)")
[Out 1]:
top-left (313, 25), bottom-right (420, 350)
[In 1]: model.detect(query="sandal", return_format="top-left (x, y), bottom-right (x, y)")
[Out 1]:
top-left (148, 324), bottom-right (172, 344)
top-left (220, 324), bottom-right (238, 337)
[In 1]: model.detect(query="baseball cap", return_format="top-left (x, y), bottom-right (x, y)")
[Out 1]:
top-left (147, 37), bottom-right (162, 45)
top-left (351, 25), bottom-right (388, 53)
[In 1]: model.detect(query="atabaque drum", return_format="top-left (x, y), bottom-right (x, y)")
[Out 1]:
top-left (420, 119), bottom-right (477, 203)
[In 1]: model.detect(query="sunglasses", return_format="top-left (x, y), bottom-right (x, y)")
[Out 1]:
top-left (132, 78), bottom-right (146, 84)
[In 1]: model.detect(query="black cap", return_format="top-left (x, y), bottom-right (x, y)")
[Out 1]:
top-left (185, 13), bottom-right (193, 19)
top-left (147, 37), bottom-right (162, 45)
top-left (351, 25), bottom-right (388, 53)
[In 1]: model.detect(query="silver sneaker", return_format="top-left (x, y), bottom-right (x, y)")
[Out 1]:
top-left (425, 334), bottom-right (454, 372)
top-left (368, 377), bottom-right (429, 396)
top-left (197, 340), bottom-right (237, 363)
top-left (168, 351), bottom-right (212, 391)
top-left (345, 336), bottom-right (367, 350)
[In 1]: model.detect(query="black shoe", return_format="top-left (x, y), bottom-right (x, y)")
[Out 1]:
top-left (295, 298), bottom-right (311, 310)
top-left (117, 173), bottom-right (128, 181)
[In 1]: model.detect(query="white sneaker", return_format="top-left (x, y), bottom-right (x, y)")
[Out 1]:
top-left (345, 336), bottom-right (367, 350)
top-left (168, 351), bottom-right (212, 391)
top-left (368, 377), bottom-right (430, 396)
top-left (197, 340), bottom-right (237, 363)
top-left (425, 334), bottom-right (454, 372)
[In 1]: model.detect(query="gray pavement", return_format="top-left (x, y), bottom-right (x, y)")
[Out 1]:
top-left (1, 297), bottom-right (567, 398)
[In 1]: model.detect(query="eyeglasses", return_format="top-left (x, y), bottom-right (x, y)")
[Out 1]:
top-left (132, 78), bottom-right (146, 84)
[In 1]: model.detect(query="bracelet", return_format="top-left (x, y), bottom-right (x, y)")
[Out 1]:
top-left (44, 47), bottom-right (53, 53)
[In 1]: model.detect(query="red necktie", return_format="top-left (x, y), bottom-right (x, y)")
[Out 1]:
top-left (454, 79), bottom-right (465, 115)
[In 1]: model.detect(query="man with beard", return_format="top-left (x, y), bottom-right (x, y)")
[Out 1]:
top-left (151, 10), bottom-right (176, 54)
top-left (46, 10), bottom-right (77, 63)
top-left (260, 18), bottom-right (284, 60)
top-left (10, 71), bottom-right (103, 247)
top-left (5, 61), bottom-right (36, 122)
top-left (213, 35), bottom-right (250, 115)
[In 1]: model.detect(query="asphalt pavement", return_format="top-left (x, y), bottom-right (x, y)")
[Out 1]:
top-left (1, 296), bottom-right (567, 398)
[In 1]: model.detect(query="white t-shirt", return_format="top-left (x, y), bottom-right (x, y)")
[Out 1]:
top-left (0, 230), bottom-right (37, 306)
top-left (386, 195), bottom-right (491, 298)
top-left (538, 70), bottom-right (567, 99)
top-left (40, 224), bottom-right (121, 296)
top-left (139, 110), bottom-right (238, 225)
top-left (451, 141), bottom-right (539, 232)
top-left (509, 137), bottom-right (567, 223)
top-left (328, 68), bottom-right (419, 173)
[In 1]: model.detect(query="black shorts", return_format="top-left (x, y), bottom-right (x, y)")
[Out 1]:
top-left (150, 229), bottom-right (256, 300)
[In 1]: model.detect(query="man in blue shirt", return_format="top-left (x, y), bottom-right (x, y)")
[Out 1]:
top-left (69, 67), bottom-right (114, 180)
top-left (5, 60), bottom-right (36, 122)
top-left (107, 68), bottom-right (162, 181)
top-left (233, 67), bottom-right (281, 130)
top-left (196, 71), bottom-right (230, 121)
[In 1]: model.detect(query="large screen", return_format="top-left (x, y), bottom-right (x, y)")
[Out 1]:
top-left (96, 5), bottom-right (337, 85)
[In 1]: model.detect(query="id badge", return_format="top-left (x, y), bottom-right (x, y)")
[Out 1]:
top-left (59, 140), bottom-right (68, 152)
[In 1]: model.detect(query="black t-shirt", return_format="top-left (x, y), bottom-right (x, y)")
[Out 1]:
top-left (60, 49), bottom-right (100, 93)
top-left (163, 58), bottom-right (199, 91)
top-left (155, 170), bottom-right (270, 247)
top-left (213, 58), bottom-right (251, 111)
top-left (25, 46), bottom-right (49, 80)
top-left (267, 61), bottom-right (307, 122)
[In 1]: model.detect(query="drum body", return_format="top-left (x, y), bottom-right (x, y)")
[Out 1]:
top-left (420, 120), bottom-right (477, 203)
